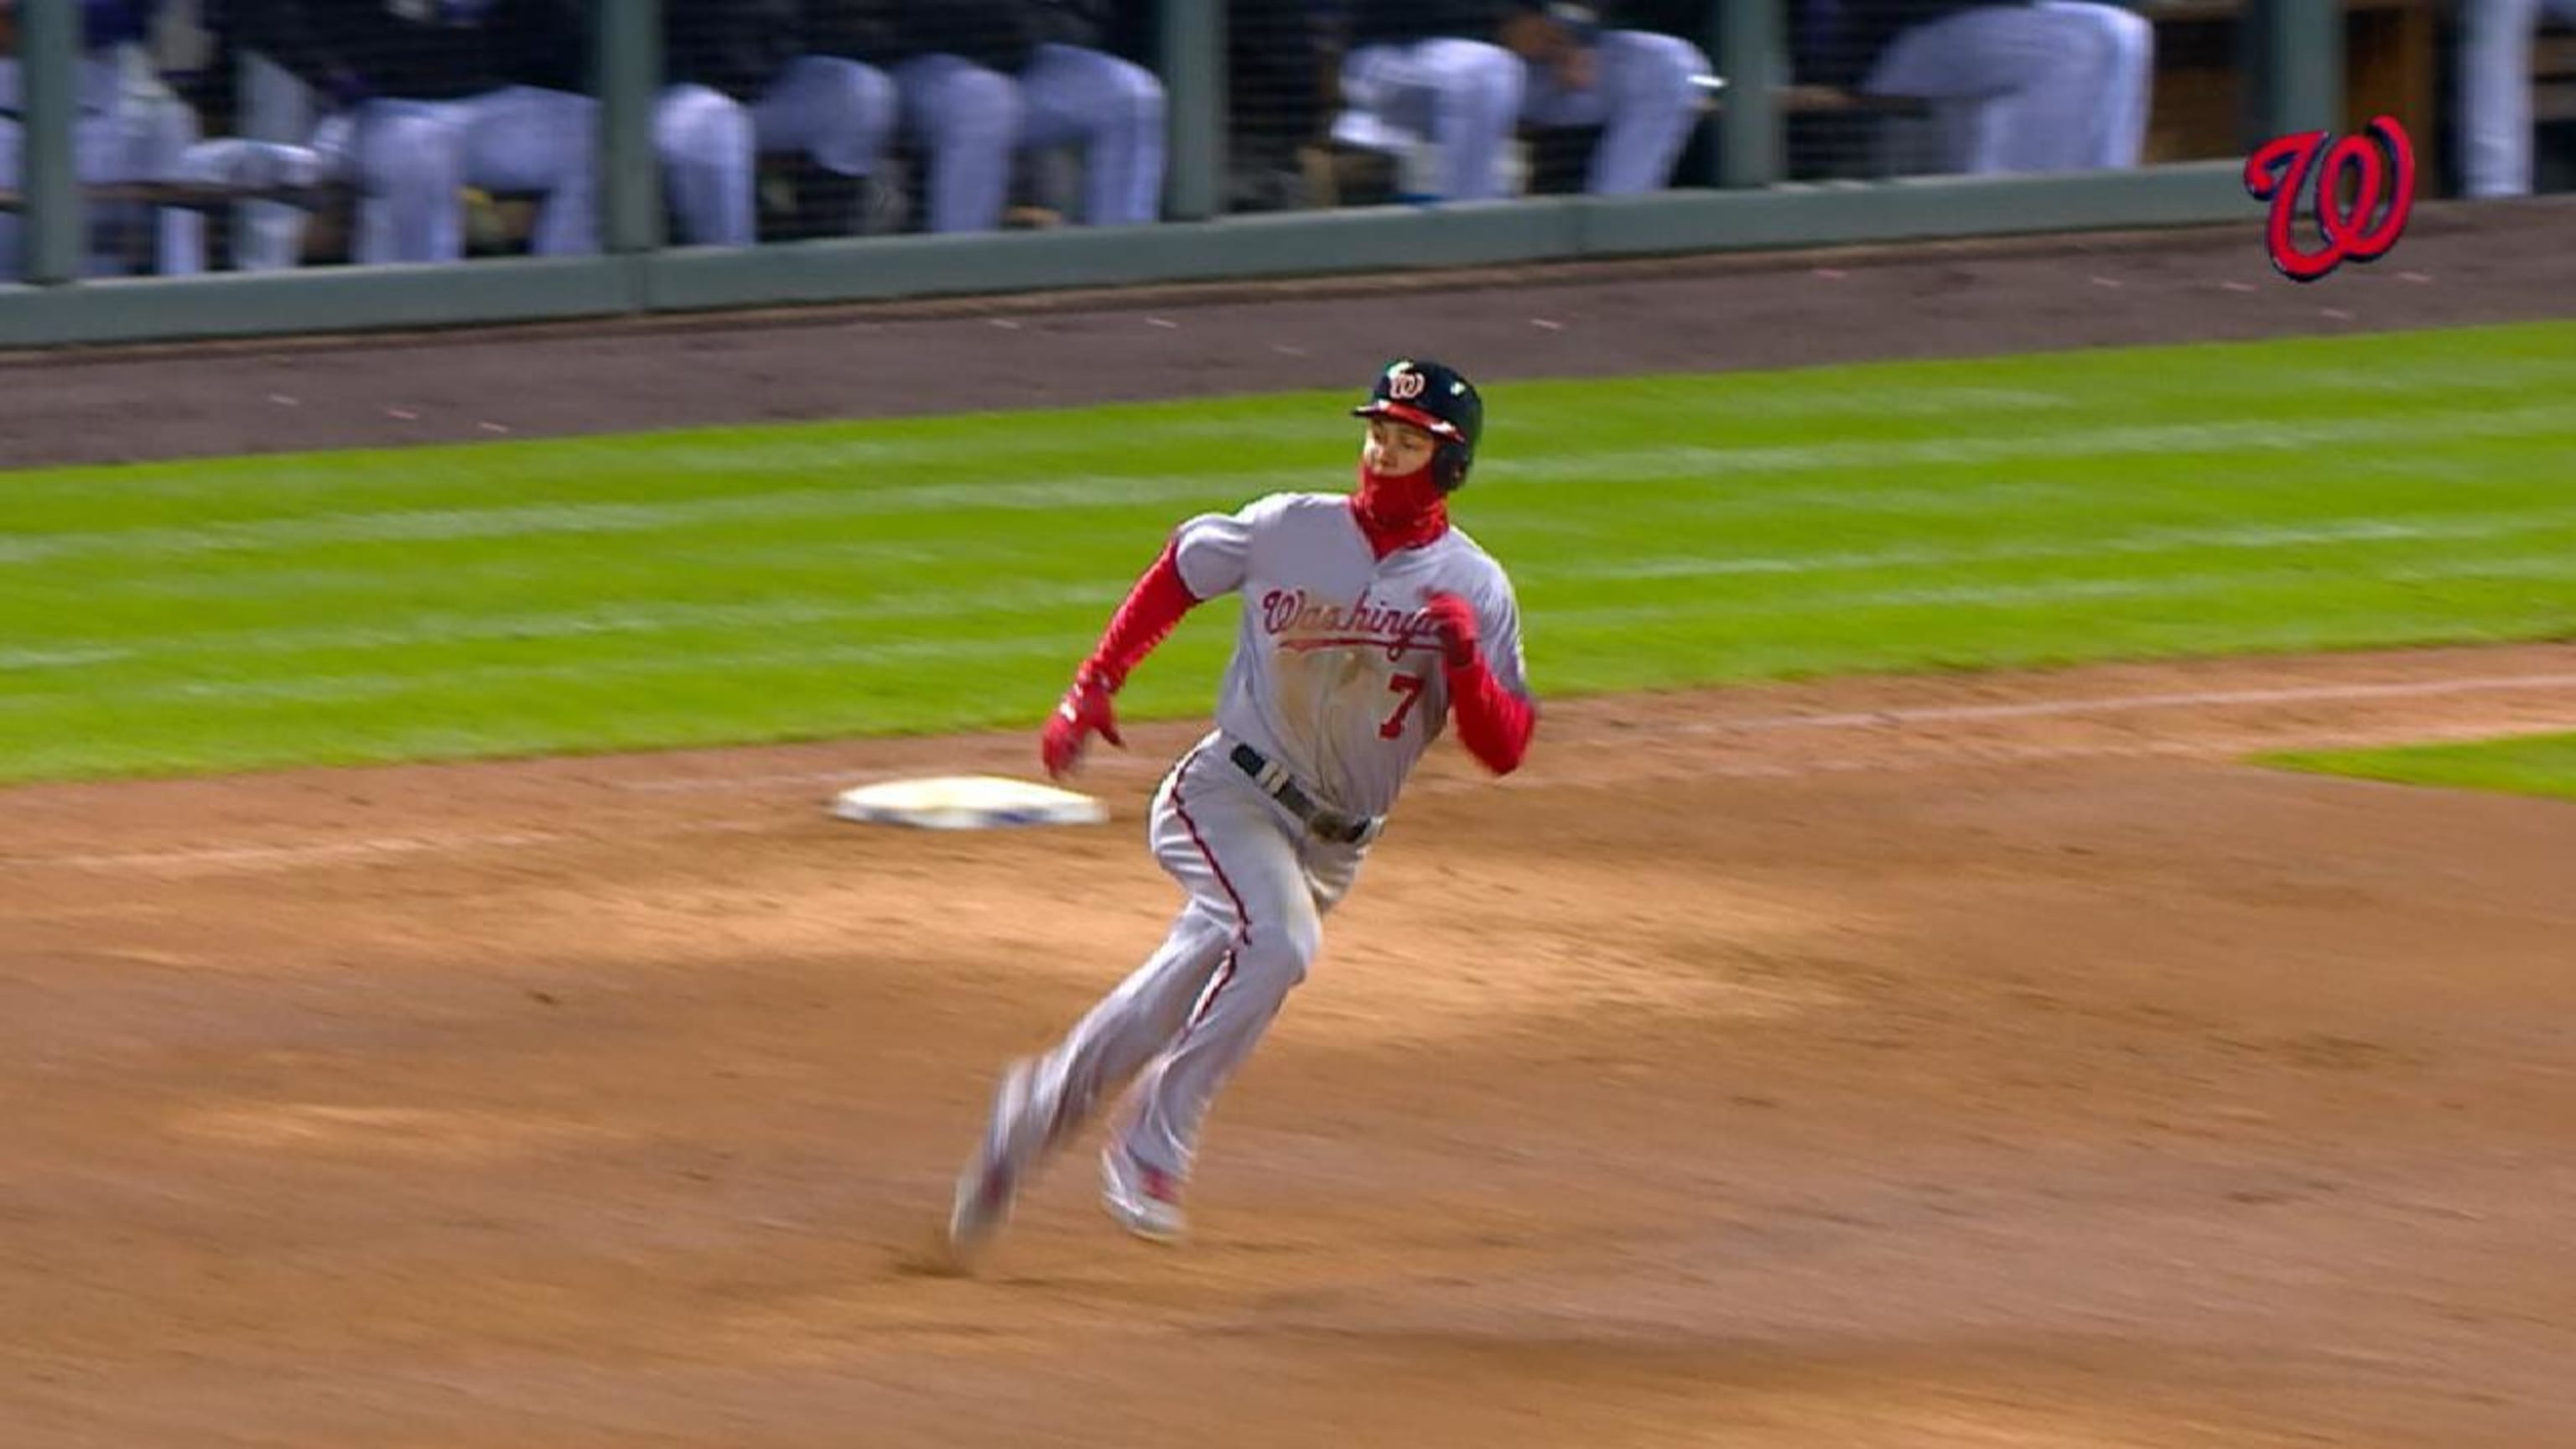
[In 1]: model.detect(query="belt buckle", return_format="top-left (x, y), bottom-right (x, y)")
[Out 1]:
top-left (1230, 741), bottom-right (1375, 846)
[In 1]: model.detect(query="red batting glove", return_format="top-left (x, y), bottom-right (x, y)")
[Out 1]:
top-left (1420, 592), bottom-right (1480, 669)
top-left (1040, 665), bottom-right (1124, 779)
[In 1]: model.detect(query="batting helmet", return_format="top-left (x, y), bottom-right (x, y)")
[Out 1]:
top-left (1352, 358), bottom-right (1484, 493)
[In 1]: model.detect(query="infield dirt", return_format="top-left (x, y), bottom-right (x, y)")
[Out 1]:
top-left (3, 200), bottom-right (2573, 1448)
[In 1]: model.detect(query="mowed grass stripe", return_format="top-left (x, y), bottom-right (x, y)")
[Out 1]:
top-left (19, 494), bottom-right (2553, 626)
top-left (3, 319), bottom-right (2571, 782)
top-left (10, 326), bottom-right (2576, 512)
top-left (17, 548), bottom-right (2571, 712)
top-left (2265, 732), bottom-right (2576, 802)
top-left (4, 321), bottom-right (2572, 534)
top-left (8, 402), bottom-right (2570, 564)
top-left (13, 512), bottom-right (2564, 703)
top-left (9, 427), bottom-right (2567, 637)
top-left (8, 515), bottom-right (2573, 685)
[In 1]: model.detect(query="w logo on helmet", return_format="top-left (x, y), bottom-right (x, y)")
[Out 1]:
top-left (1354, 357), bottom-right (1485, 496)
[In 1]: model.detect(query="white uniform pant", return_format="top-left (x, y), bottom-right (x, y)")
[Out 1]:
top-left (891, 42), bottom-right (1167, 233)
top-left (655, 57), bottom-right (899, 247)
top-left (1338, 37), bottom-right (1528, 200)
top-left (1032, 739), bottom-right (1365, 1181)
top-left (233, 67), bottom-right (597, 267)
top-left (1338, 29), bottom-right (1709, 201)
top-left (232, 51), bottom-right (317, 272)
top-left (1865, 1), bottom-right (2153, 174)
top-left (339, 86), bottom-right (601, 263)
top-left (1519, 29), bottom-right (1712, 195)
top-left (0, 44), bottom-right (205, 278)
top-left (2458, 0), bottom-right (2576, 197)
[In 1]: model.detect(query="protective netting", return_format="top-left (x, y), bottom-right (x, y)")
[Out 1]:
top-left (0, 2), bottom-right (1174, 272)
top-left (2, 3), bottom-right (2549, 282)
top-left (1783, 0), bottom-right (2163, 179)
top-left (213, 0), bottom-right (603, 269)
top-left (2, 0), bottom-right (229, 279)
top-left (1285, 2), bottom-right (1722, 210)
top-left (1226, 0), bottom-right (1333, 210)
top-left (2, 5), bottom-right (16, 282)
top-left (663, 1), bottom-right (1168, 243)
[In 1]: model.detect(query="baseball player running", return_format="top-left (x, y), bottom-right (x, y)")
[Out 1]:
top-left (947, 358), bottom-right (1537, 1267)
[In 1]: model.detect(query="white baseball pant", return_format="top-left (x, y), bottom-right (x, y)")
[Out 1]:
top-left (1028, 737), bottom-right (1365, 1185)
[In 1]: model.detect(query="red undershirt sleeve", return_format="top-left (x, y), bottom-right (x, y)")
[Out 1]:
top-left (1444, 654), bottom-right (1536, 776)
top-left (1083, 541), bottom-right (1202, 691)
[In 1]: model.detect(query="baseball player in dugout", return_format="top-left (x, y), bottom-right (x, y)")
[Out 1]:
top-left (657, 0), bottom-right (901, 246)
top-left (235, 0), bottom-right (596, 263)
top-left (947, 359), bottom-right (1536, 1267)
top-left (885, 0), bottom-right (1166, 231)
top-left (1337, 0), bottom-right (1711, 199)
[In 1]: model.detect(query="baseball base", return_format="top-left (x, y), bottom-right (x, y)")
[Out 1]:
top-left (829, 776), bottom-right (1108, 831)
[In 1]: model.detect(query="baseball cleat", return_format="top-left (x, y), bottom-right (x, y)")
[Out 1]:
top-left (1098, 1145), bottom-right (1188, 1244)
top-left (945, 1059), bottom-right (1046, 1270)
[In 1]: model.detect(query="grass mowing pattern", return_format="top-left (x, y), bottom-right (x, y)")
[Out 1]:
top-left (2263, 733), bottom-right (2576, 802)
top-left (3, 320), bottom-right (2573, 783)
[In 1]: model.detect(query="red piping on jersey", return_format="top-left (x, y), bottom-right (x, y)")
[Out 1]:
top-left (1170, 750), bottom-right (1251, 1031)
top-left (1446, 654), bottom-right (1536, 776)
top-left (1084, 540), bottom-right (1202, 691)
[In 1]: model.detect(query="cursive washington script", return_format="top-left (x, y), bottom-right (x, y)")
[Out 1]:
top-left (1260, 589), bottom-right (1443, 660)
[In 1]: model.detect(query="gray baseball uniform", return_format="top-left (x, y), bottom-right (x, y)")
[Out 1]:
top-left (1030, 491), bottom-right (1530, 1186)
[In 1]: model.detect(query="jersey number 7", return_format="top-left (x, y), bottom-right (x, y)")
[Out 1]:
top-left (1379, 673), bottom-right (1428, 740)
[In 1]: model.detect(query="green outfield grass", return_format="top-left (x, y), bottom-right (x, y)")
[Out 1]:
top-left (2263, 732), bottom-right (2576, 802)
top-left (4, 319), bottom-right (2573, 784)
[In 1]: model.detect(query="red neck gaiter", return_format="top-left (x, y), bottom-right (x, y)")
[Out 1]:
top-left (1350, 460), bottom-right (1450, 558)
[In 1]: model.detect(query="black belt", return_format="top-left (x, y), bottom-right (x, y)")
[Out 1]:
top-left (1228, 742), bottom-right (1381, 847)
